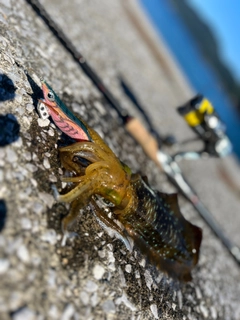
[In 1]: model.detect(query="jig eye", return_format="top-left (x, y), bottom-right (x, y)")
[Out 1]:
top-left (47, 91), bottom-right (55, 102)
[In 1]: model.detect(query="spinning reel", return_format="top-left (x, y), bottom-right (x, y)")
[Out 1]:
top-left (173, 94), bottom-right (232, 161)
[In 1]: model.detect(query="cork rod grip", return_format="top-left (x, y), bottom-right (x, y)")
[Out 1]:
top-left (126, 118), bottom-right (161, 168)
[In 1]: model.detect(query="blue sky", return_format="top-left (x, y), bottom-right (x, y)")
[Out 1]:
top-left (187, 0), bottom-right (240, 81)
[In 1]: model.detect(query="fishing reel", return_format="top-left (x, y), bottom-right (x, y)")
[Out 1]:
top-left (173, 94), bottom-right (232, 161)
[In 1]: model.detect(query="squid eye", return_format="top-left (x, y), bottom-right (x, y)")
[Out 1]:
top-left (47, 91), bottom-right (55, 102)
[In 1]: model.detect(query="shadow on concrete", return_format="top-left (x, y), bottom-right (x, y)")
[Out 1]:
top-left (25, 72), bottom-right (44, 110)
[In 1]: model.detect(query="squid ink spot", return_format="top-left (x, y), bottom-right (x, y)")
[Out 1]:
top-left (0, 74), bottom-right (16, 101)
top-left (0, 200), bottom-right (7, 232)
top-left (0, 114), bottom-right (20, 146)
top-left (0, 75), bottom-right (20, 146)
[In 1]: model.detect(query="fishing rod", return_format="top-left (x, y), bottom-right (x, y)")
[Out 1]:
top-left (119, 77), bottom-right (176, 147)
top-left (121, 81), bottom-right (240, 265)
top-left (25, 0), bottom-right (240, 265)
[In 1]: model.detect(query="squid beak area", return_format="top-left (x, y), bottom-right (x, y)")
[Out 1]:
top-left (38, 98), bottom-right (49, 111)
top-left (38, 99), bottom-right (59, 116)
top-left (38, 98), bottom-right (50, 108)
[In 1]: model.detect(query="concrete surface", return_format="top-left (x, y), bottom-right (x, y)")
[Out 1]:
top-left (0, 0), bottom-right (240, 319)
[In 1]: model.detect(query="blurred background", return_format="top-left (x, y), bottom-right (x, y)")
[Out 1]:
top-left (139, 0), bottom-right (240, 159)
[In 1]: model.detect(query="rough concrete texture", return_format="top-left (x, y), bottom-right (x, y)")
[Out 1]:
top-left (1, 0), bottom-right (240, 319)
